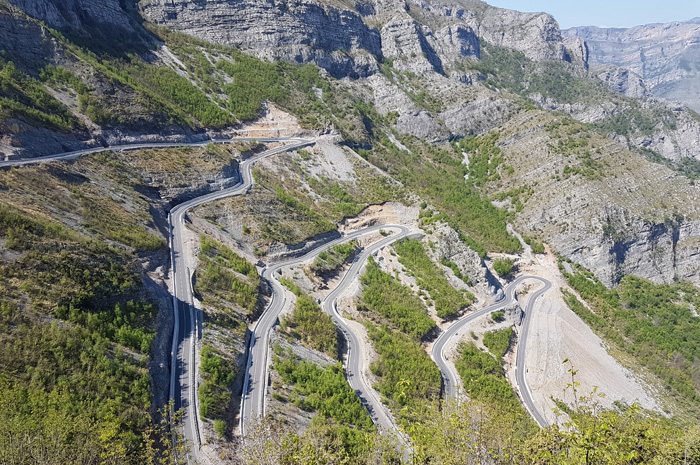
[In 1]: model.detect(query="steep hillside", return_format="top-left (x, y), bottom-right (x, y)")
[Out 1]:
top-left (3, 0), bottom-right (700, 463)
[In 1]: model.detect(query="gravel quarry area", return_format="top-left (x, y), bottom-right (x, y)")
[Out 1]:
top-left (511, 253), bottom-right (662, 423)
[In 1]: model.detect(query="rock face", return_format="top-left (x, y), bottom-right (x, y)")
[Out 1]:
top-left (564, 19), bottom-right (700, 113)
top-left (6, 0), bottom-right (136, 34)
top-left (468, 5), bottom-right (568, 62)
top-left (140, 0), bottom-right (383, 78)
top-left (428, 221), bottom-right (489, 288)
top-left (0, 10), bottom-right (59, 67)
top-left (381, 17), bottom-right (445, 74)
top-left (139, 0), bottom-right (581, 78)
top-left (491, 111), bottom-right (700, 288)
top-left (597, 68), bottom-right (647, 98)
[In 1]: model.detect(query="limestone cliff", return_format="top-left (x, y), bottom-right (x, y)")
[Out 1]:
top-left (6, 0), bottom-right (138, 35)
top-left (139, 0), bottom-right (581, 78)
top-left (488, 111), bottom-right (700, 287)
top-left (564, 19), bottom-right (700, 113)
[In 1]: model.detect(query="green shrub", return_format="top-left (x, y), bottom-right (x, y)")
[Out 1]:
top-left (312, 241), bottom-right (357, 274)
top-left (196, 236), bottom-right (259, 314)
top-left (561, 261), bottom-right (700, 408)
top-left (214, 419), bottom-right (226, 439)
top-left (367, 325), bottom-right (441, 415)
top-left (493, 258), bottom-right (514, 277)
top-left (274, 356), bottom-right (374, 432)
top-left (483, 327), bottom-right (512, 356)
top-left (455, 341), bottom-right (527, 416)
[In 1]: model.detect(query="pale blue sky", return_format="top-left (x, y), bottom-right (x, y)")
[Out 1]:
top-left (485, 1), bottom-right (699, 29)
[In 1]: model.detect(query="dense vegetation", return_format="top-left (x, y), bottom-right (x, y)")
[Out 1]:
top-left (271, 352), bottom-right (378, 461)
top-left (274, 354), bottom-right (374, 431)
top-left (195, 235), bottom-right (260, 315)
top-left (360, 257), bottom-right (436, 339)
top-left (483, 326), bottom-right (513, 358)
top-left (0, 60), bottom-right (79, 130)
top-left (281, 294), bottom-right (338, 357)
top-left (394, 239), bottom-right (474, 319)
top-left (468, 43), bottom-right (610, 105)
top-left (367, 325), bottom-right (441, 418)
top-left (0, 186), bottom-right (161, 462)
top-left (560, 259), bottom-right (700, 413)
top-left (454, 328), bottom-right (529, 417)
top-left (311, 240), bottom-right (357, 274)
top-left (360, 133), bottom-right (521, 254)
top-left (456, 131), bottom-right (504, 187)
top-left (493, 258), bottom-right (515, 277)
top-left (198, 345), bottom-right (236, 419)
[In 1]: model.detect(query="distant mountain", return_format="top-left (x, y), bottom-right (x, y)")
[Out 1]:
top-left (564, 19), bottom-right (700, 113)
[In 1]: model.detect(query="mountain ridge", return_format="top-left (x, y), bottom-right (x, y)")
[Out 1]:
top-left (564, 18), bottom-right (700, 113)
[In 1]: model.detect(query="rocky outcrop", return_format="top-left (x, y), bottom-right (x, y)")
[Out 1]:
top-left (140, 0), bottom-right (383, 78)
top-left (140, 0), bottom-right (584, 79)
top-left (381, 17), bottom-right (444, 74)
top-left (564, 19), bottom-right (700, 113)
top-left (624, 107), bottom-right (700, 163)
top-left (563, 36), bottom-right (588, 69)
top-left (432, 24), bottom-right (480, 65)
top-left (597, 68), bottom-right (647, 98)
top-left (427, 221), bottom-right (491, 294)
top-left (472, 7), bottom-right (568, 62)
top-left (408, 0), bottom-right (577, 64)
top-left (0, 10), bottom-right (59, 69)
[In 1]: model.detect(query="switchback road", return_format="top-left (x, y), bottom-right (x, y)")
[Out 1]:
top-left (167, 138), bottom-right (313, 457)
top-left (239, 225), bottom-right (413, 438)
top-left (431, 275), bottom-right (551, 427)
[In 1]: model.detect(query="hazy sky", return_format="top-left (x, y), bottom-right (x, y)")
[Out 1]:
top-left (484, 1), bottom-right (699, 29)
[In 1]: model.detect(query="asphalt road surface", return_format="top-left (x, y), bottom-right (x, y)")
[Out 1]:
top-left (167, 139), bottom-right (314, 457)
top-left (0, 137), bottom-right (289, 168)
top-left (431, 275), bottom-right (551, 427)
top-left (239, 225), bottom-right (414, 438)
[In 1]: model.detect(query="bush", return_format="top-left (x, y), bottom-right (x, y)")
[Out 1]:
top-left (455, 341), bottom-right (526, 415)
top-left (561, 261), bottom-right (700, 407)
top-left (493, 258), bottom-right (514, 277)
top-left (196, 236), bottom-right (260, 314)
top-left (214, 419), bottom-right (226, 439)
top-left (311, 241), bottom-right (357, 274)
top-left (367, 325), bottom-right (441, 413)
top-left (491, 311), bottom-right (504, 322)
top-left (483, 328), bottom-right (512, 356)
top-left (199, 345), bottom-right (235, 420)
top-left (273, 356), bottom-right (374, 431)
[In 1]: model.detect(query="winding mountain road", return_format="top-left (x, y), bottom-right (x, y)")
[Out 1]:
top-left (239, 225), bottom-right (414, 436)
top-left (431, 275), bottom-right (551, 427)
top-left (167, 139), bottom-right (314, 455)
top-left (4, 136), bottom-right (553, 445)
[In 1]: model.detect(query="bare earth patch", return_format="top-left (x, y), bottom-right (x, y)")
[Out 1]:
top-left (511, 250), bottom-right (662, 424)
